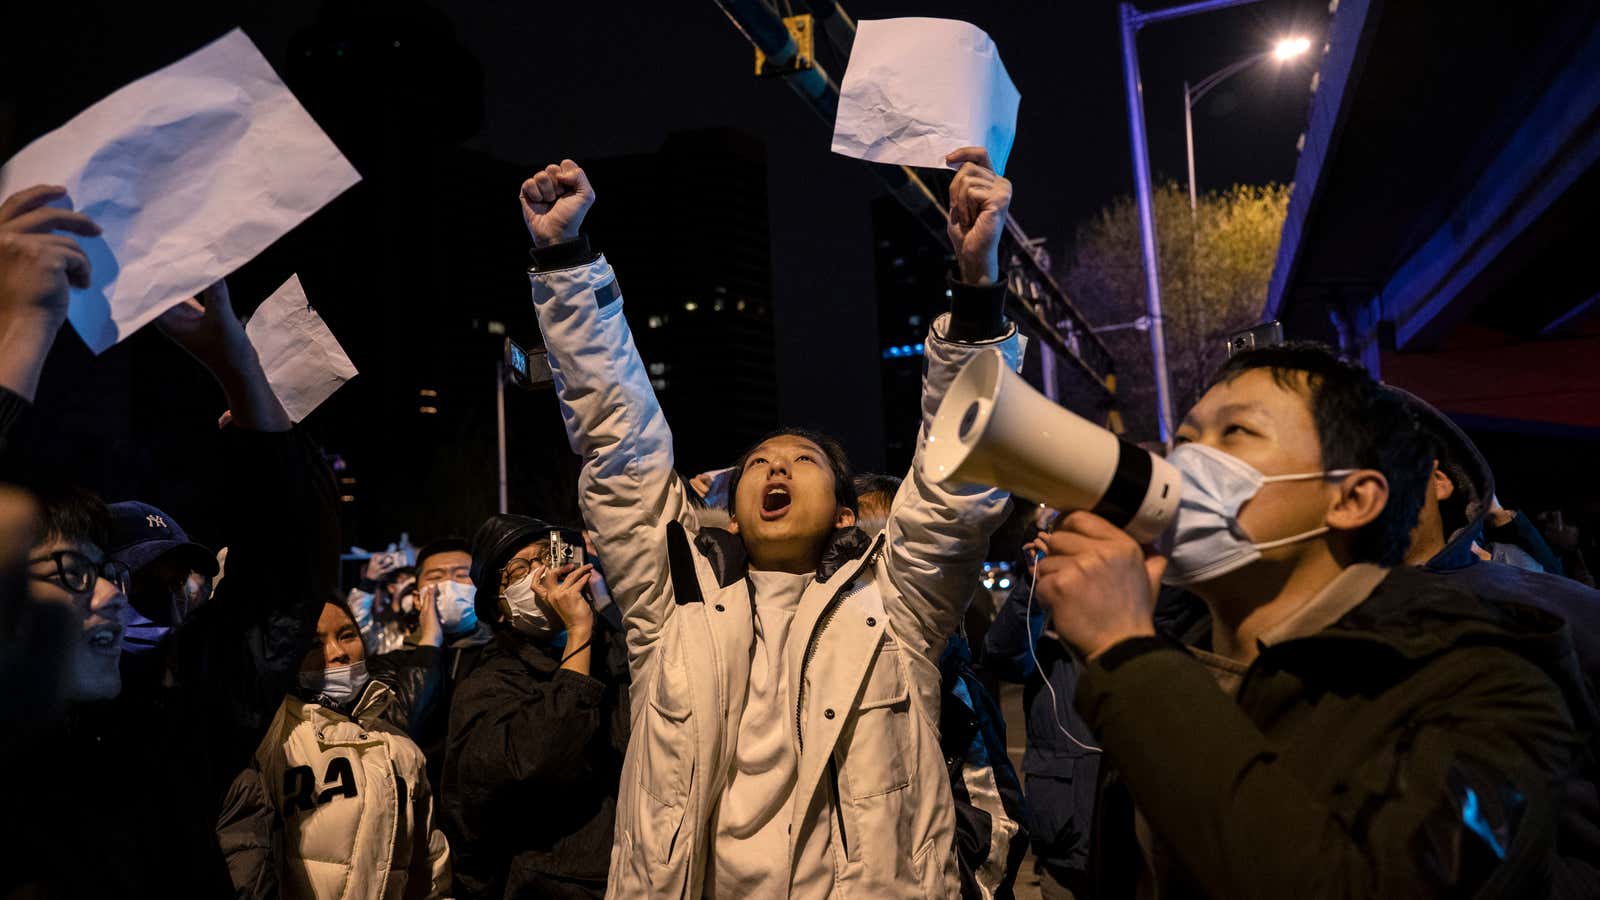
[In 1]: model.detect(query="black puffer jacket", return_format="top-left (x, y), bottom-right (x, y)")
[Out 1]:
top-left (441, 616), bottom-right (630, 899)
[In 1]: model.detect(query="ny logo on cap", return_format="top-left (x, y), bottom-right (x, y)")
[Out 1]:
top-left (147, 514), bottom-right (167, 529)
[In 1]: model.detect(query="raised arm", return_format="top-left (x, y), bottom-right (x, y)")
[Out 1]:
top-left (0, 185), bottom-right (100, 465)
top-left (521, 160), bottom-right (696, 678)
top-left (882, 147), bottom-right (1023, 665)
top-left (157, 283), bottom-right (338, 748)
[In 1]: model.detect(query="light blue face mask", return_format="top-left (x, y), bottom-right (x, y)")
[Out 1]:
top-left (121, 606), bottom-right (171, 656)
top-left (1161, 443), bottom-right (1354, 586)
top-left (297, 660), bottom-right (370, 708)
top-left (434, 580), bottom-right (479, 633)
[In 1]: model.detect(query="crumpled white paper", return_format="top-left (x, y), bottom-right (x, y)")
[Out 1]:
top-left (245, 275), bottom-right (357, 423)
top-left (831, 18), bottom-right (1021, 175)
top-left (0, 29), bottom-right (360, 354)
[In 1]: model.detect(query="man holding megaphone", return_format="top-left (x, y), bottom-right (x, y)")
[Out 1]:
top-left (927, 342), bottom-right (1592, 897)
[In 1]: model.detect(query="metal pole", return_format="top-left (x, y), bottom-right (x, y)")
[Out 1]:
top-left (1184, 80), bottom-right (1198, 213)
top-left (495, 360), bottom-right (508, 514)
top-left (1119, 3), bottom-right (1177, 445)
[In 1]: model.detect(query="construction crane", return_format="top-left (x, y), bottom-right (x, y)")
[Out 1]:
top-left (713, 0), bottom-right (1118, 414)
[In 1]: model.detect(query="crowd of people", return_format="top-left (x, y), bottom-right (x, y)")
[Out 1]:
top-left (1, 146), bottom-right (1597, 900)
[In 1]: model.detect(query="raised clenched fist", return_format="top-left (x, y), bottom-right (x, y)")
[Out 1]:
top-left (944, 147), bottom-right (1013, 286)
top-left (520, 159), bottom-right (595, 248)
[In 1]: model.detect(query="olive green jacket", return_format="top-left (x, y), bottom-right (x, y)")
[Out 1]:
top-left (1076, 565), bottom-right (1596, 899)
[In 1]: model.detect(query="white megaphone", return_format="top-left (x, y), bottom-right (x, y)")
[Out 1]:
top-left (924, 350), bottom-right (1182, 544)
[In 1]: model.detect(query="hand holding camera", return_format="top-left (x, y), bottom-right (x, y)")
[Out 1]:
top-left (537, 563), bottom-right (596, 640)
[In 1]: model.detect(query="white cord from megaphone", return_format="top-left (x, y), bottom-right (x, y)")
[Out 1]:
top-left (1024, 552), bottom-right (1102, 754)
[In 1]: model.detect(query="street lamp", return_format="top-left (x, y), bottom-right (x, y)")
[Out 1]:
top-left (1184, 36), bottom-right (1312, 211)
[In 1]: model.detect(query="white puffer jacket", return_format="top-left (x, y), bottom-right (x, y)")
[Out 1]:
top-left (529, 255), bottom-right (1021, 899)
top-left (217, 681), bottom-right (452, 899)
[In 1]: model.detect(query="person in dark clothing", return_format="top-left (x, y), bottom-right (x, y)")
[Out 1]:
top-left (1481, 498), bottom-right (1566, 575)
top-left (389, 535), bottom-right (496, 787)
top-left (985, 541), bottom-right (1098, 900)
top-left (442, 514), bottom-right (629, 899)
top-left (106, 500), bottom-right (221, 689)
top-left (1397, 386), bottom-right (1600, 892)
top-left (0, 249), bottom-right (341, 897)
top-left (1031, 342), bottom-right (1594, 899)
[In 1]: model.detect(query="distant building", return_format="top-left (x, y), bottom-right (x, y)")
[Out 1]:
top-left (582, 129), bottom-right (779, 473)
top-left (870, 196), bottom-right (954, 474)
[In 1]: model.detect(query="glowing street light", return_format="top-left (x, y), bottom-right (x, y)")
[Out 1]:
top-left (1184, 36), bottom-right (1316, 211)
top-left (1273, 36), bottom-right (1312, 61)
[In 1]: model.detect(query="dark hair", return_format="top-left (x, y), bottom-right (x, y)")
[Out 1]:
top-left (32, 483), bottom-right (111, 551)
top-left (325, 598), bottom-right (360, 631)
top-left (853, 473), bottom-right (903, 500)
top-left (1208, 342), bottom-right (1433, 566)
top-left (415, 537), bottom-right (470, 575)
top-left (726, 427), bottom-right (858, 515)
top-left (378, 565), bottom-right (416, 589)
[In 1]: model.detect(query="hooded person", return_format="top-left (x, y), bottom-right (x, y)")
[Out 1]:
top-left (1397, 387), bottom-right (1600, 893)
top-left (440, 514), bottom-right (630, 899)
top-left (105, 500), bottom-right (220, 688)
top-left (519, 148), bottom-right (1021, 898)
top-left (216, 598), bottom-right (452, 899)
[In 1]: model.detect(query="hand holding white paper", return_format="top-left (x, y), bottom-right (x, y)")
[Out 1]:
top-left (0, 29), bottom-right (361, 354)
top-left (831, 18), bottom-right (1021, 175)
top-left (245, 275), bottom-right (358, 423)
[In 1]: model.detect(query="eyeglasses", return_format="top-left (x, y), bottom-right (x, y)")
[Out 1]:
top-left (28, 550), bottom-right (130, 596)
top-left (501, 557), bottom-right (541, 587)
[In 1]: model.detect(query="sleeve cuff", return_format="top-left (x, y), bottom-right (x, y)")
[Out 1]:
top-left (529, 235), bottom-right (597, 272)
top-left (943, 276), bottom-right (1008, 343)
top-left (408, 645), bottom-right (443, 669)
top-left (1093, 634), bottom-right (1188, 671)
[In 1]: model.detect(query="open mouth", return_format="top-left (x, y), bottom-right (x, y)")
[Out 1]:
top-left (86, 623), bottom-right (123, 654)
top-left (760, 483), bottom-right (792, 520)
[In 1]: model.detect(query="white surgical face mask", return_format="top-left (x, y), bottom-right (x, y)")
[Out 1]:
top-left (434, 581), bottom-right (478, 633)
top-left (298, 660), bottom-right (370, 708)
top-left (501, 569), bottom-right (560, 638)
top-left (1161, 443), bottom-right (1353, 586)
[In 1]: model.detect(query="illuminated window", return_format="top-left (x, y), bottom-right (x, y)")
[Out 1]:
top-left (647, 316), bottom-right (663, 329)
top-left (651, 378), bottom-right (669, 391)
top-left (684, 301), bottom-right (699, 312)
top-left (648, 363), bottom-right (667, 375)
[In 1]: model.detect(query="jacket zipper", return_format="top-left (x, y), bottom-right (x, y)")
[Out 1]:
top-left (795, 534), bottom-right (885, 751)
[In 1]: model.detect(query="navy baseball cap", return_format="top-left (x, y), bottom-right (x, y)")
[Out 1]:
top-left (106, 501), bottom-right (220, 577)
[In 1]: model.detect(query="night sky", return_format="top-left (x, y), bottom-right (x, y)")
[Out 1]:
top-left (2, 0), bottom-right (1325, 542)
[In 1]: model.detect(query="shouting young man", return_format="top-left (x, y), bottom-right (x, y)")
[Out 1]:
top-left (520, 151), bottom-right (1020, 898)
